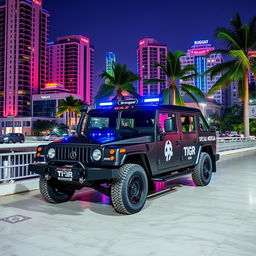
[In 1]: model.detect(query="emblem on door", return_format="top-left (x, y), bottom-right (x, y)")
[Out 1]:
top-left (164, 140), bottom-right (173, 161)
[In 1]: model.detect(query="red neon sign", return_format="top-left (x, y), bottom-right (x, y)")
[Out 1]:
top-left (33, 0), bottom-right (42, 6)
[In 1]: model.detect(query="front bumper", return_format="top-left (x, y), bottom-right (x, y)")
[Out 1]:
top-left (29, 163), bottom-right (119, 182)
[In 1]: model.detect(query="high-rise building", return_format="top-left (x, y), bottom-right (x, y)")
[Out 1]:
top-left (137, 38), bottom-right (167, 96)
top-left (47, 35), bottom-right (94, 104)
top-left (180, 40), bottom-right (223, 104)
top-left (0, 0), bottom-right (49, 117)
top-left (106, 52), bottom-right (115, 77)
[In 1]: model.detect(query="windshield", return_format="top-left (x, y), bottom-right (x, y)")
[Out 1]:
top-left (86, 109), bottom-right (155, 133)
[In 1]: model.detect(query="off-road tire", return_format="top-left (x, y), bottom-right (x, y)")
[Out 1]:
top-left (39, 177), bottom-right (75, 203)
top-left (111, 164), bottom-right (148, 214)
top-left (192, 152), bottom-right (213, 186)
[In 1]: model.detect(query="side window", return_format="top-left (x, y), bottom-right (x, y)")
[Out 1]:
top-left (181, 115), bottom-right (196, 133)
top-left (158, 112), bottom-right (177, 133)
top-left (199, 116), bottom-right (209, 132)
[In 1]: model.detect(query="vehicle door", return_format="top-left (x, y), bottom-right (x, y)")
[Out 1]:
top-left (180, 113), bottom-right (198, 166)
top-left (157, 111), bottom-right (181, 172)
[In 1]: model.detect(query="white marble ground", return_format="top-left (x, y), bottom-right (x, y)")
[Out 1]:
top-left (0, 151), bottom-right (256, 256)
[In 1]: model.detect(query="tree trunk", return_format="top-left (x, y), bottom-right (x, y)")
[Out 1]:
top-left (68, 110), bottom-right (71, 135)
top-left (243, 69), bottom-right (250, 137)
top-left (171, 81), bottom-right (176, 105)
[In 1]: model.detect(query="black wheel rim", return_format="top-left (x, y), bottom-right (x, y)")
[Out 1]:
top-left (128, 175), bottom-right (143, 204)
top-left (202, 158), bottom-right (211, 180)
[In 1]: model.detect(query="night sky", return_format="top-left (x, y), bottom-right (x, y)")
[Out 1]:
top-left (43, 0), bottom-right (256, 90)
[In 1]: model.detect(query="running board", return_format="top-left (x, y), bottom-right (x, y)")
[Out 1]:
top-left (151, 169), bottom-right (193, 182)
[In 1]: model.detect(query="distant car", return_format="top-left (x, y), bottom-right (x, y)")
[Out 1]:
top-left (229, 131), bottom-right (241, 137)
top-left (2, 133), bottom-right (25, 144)
top-left (42, 133), bottom-right (60, 141)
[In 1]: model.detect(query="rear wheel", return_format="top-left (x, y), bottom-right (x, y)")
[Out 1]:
top-left (39, 177), bottom-right (75, 203)
top-left (8, 139), bottom-right (13, 144)
top-left (192, 152), bottom-right (213, 186)
top-left (20, 139), bottom-right (24, 143)
top-left (111, 164), bottom-right (148, 214)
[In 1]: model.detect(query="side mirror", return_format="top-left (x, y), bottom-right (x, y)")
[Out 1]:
top-left (81, 105), bottom-right (89, 113)
top-left (164, 119), bottom-right (173, 133)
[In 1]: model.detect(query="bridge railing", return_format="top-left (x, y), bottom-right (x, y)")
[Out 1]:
top-left (217, 137), bottom-right (256, 152)
top-left (0, 137), bottom-right (256, 184)
top-left (0, 152), bottom-right (37, 184)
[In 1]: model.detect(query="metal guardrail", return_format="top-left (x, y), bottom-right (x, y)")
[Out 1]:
top-left (25, 136), bottom-right (63, 142)
top-left (0, 137), bottom-right (256, 184)
top-left (217, 137), bottom-right (256, 152)
top-left (0, 151), bottom-right (37, 184)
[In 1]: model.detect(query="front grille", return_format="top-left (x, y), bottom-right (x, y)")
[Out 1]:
top-left (54, 146), bottom-right (90, 163)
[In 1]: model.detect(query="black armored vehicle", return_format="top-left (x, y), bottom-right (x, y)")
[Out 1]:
top-left (29, 98), bottom-right (219, 214)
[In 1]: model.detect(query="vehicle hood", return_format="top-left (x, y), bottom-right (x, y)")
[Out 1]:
top-left (51, 134), bottom-right (153, 146)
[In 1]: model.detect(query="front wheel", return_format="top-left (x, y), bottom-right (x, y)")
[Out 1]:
top-left (192, 152), bottom-right (213, 186)
top-left (111, 164), bottom-right (148, 214)
top-left (39, 177), bottom-right (75, 203)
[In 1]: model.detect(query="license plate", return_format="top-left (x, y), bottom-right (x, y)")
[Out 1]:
top-left (56, 168), bottom-right (73, 181)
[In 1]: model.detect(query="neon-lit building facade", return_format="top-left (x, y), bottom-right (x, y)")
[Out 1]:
top-left (180, 40), bottom-right (223, 104)
top-left (137, 38), bottom-right (168, 96)
top-left (47, 35), bottom-right (94, 104)
top-left (106, 52), bottom-right (116, 77)
top-left (0, 0), bottom-right (49, 117)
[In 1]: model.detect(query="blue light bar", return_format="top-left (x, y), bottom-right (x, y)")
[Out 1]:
top-left (143, 98), bottom-right (160, 103)
top-left (99, 102), bottom-right (113, 106)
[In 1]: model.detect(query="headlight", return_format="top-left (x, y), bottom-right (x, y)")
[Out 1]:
top-left (48, 148), bottom-right (56, 159)
top-left (92, 149), bottom-right (102, 161)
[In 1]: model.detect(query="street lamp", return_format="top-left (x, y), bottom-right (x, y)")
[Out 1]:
top-left (199, 103), bottom-right (207, 116)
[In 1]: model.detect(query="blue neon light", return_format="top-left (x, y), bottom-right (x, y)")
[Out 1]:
top-left (99, 102), bottom-right (113, 106)
top-left (47, 42), bottom-right (55, 45)
top-left (144, 98), bottom-right (160, 103)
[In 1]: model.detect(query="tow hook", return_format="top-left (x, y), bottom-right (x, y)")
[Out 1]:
top-left (45, 174), bottom-right (51, 180)
top-left (79, 177), bottom-right (86, 184)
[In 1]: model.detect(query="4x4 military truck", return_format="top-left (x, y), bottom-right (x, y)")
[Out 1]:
top-left (29, 98), bottom-right (219, 214)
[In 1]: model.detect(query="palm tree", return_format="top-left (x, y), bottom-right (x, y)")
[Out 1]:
top-left (96, 63), bottom-right (140, 100)
top-left (204, 13), bottom-right (256, 137)
top-left (56, 95), bottom-right (81, 135)
top-left (145, 50), bottom-right (204, 105)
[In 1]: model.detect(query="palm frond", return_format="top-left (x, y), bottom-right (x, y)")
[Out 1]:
top-left (175, 87), bottom-right (185, 106)
top-left (229, 50), bottom-right (250, 69)
top-left (180, 83), bottom-right (205, 99)
top-left (216, 28), bottom-right (241, 49)
top-left (182, 87), bottom-right (199, 106)
top-left (161, 88), bottom-right (170, 105)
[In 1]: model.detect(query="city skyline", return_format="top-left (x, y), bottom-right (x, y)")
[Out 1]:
top-left (43, 0), bottom-right (256, 89)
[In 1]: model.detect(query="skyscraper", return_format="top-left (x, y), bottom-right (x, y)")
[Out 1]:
top-left (137, 38), bottom-right (167, 96)
top-left (0, 0), bottom-right (49, 117)
top-left (47, 35), bottom-right (94, 104)
top-left (180, 40), bottom-right (223, 104)
top-left (106, 52), bottom-right (116, 77)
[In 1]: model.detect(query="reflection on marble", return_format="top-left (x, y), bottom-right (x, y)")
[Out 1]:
top-left (0, 152), bottom-right (256, 256)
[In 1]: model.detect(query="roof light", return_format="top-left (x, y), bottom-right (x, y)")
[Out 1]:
top-left (99, 102), bottom-right (113, 106)
top-left (144, 98), bottom-right (160, 103)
